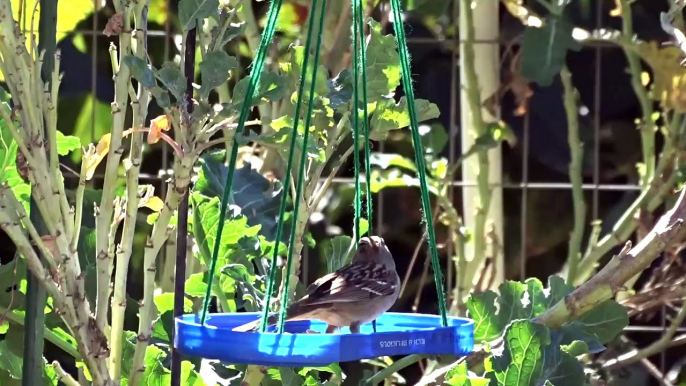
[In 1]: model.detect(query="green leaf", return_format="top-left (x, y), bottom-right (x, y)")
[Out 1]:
top-left (199, 51), bottom-right (238, 99)
top-left (327, 69), bottom-right (354, 108)
top-left (365, 18), bottom-right (401, 101)
top-left (124, 56), bottom-right (155, 88)
top-left (178, 0), bottom-right (219, 30)
top-left (0, 107), bottom-right (29, 214)
top-left (195, 151), bottom-right (284, 241)
top-left (151, 86), bottom-right (172, 109)
top-left (0, 340), bottom-right (22, 379)
top-left (370, 97), bottom-right (440, 140)
top-left (323, 235), bottom-right (354, 273)
top-left (55, 130), bottom-right (81, 155)
top-left (227, 71), bottom-right (288, 116)
top-left (465, 290), bottom-right (501, 342)
top-left (192, 193), bottom-right (262, 270)
top-left (538, 332), bottom-right (585, 386)
top-left (286, 46), bottom-right (330, 97)
top-left (420, 123), bottom-right (448, 157)
top-left (299, 363), bottom-right (343, 380)
top-left (575, 299), bottom-right (628, 344)
top-left (279, 367), bottom-right (305, 386)
top-left (157, 62), bottom-right (187, 102)
top-left (154, 292), bottom-right (192, 314)
top-left (519, 16), bottom-right (582, 87)
top-left (492, 320), bottom-right (550, 386)
top-left (445, 362), bottom-right (490, 386)
top-left (465, 276), bottom-right (574, 343)
top-left (558, 322), bottom-right (605, 354)
top-left (369, 153), bottom-right (417, 172)
top-left (217, 21), bottom-right (247, 48)
top-left (43, 358), bottom-right (59, 386)
top-left (185, 273), bottom-right (209, 297)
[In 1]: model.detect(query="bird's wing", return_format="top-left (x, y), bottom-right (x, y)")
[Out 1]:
top-left (298, 261), bottom-right (398, 306)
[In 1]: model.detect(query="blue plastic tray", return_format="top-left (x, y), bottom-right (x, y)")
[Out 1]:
top-left (174, 312), bottom-right (474, 366)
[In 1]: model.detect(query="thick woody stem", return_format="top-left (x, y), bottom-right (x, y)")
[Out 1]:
top-left (94, 5), bottom-right (133, 331)
top-left (535, 187), bottom-right (686, 328)
top-left (129, 155), bottom-right (195, 386)
top-left (109, 2), bottom-right (150, 379)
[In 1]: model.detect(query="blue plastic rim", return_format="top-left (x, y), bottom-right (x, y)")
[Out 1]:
top-left (174, 312), bottom-right (474, 367)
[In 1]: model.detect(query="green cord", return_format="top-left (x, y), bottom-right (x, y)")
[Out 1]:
top-left (351, 0), bottom-right (374, 245)
top-left (200, 0), bottom-right (284, 325)
top-left (389, 0), bottom-right (448, 327)
top-left (270, 0), bottom-right (327, 333)
top-left (353, 0), bottom-right (373, 238)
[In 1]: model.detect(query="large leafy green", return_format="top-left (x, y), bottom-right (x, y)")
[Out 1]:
top-left (491, 320), bottom-right (551, 386)
top-left (178, 0), bottom-right (219, 30)
top-left (364, 18), bottom-right (401, 101)
top-left (195, 150), bottom-right (284, 241)
top-left (369, 97), bottom-right (440, 140)
top-left (199, 51), bottom-right (239, 99)
top-left (520, 15), bottom-right (582, 86)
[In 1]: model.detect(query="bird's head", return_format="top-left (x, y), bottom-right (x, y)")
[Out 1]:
top-left (353, 236), bottom-right (395, 269)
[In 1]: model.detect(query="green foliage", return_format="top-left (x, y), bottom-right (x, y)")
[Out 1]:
top-left (179, 0), bottom-right (219, 30)
top-left (445, 362), bottom-right (489, 386)
top-left (322, 235), bottom-right (355, 273)
top-left (520, 15), bottom-right (582, 86)
top-left (370, 97), bottom-right (440, 140)
top-left (55, 131), bottom-right (81, 155)
top-left (196, 150), bottom-right (284, 241)
top-left (199, 51), bottom-right (239, 99)
top-left (0, 104), bottom-right (29, 213)
top-left (460, 276), bottom-right (628, 386)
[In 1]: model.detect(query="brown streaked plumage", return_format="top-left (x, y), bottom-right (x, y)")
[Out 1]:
top-left (233, 236), bottom-right (400, 333)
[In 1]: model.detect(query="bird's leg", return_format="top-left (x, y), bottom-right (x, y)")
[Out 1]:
top-left (349, 322), bottom-right (361, 334)
top-left (326, 325), bottom-right (338, 333)
top-left (372, 319), bottom-right (377, 333)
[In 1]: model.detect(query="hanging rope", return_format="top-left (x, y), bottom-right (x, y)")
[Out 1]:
top-left (200, 0), bottom-right (449, 333)
top-left (200, 0), bottom-right (284, 325)
top-left (389, 0), bottom-right (448, 327)
top-left (351, 0), bottom-right (373, 244)
top-left (272, 0), bottom-right (328, 333)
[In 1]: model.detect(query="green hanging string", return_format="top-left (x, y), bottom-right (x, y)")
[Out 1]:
top-left (264, 0), bottom-right (327, 333)
top-left (389, 0), bottom-right (448, 327)
top-left (200, 0), bottom-right (284, 325)
top-left (352, 0), bottom-right (373, 238)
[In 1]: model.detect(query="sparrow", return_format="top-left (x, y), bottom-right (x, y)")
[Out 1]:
top-left (233, 235), bottom-right (400, 334)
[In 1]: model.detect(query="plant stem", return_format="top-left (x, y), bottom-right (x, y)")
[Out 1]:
top-left (109, 2), bottom-right (150, 379)
top-left (458, 0), bottom-right (493, 296)
top-left (574, 144), bottom-right (677, 284)
top-left (560, 66), bottom-right (586, 285)
top-left (94, 4), bottom-right (133, 332)
top-left (536, 186), bottom-right (686, 328)
top-left (53, 361), bottom-right (80, 386)
top-left (621, 0), bottom-right (655, 186)
top-left (363, 354), bottom-right (425, 385)
top-left (129, 155), bottom-right (195, 386)
top-left (603, 288), bottom-right (686, 368)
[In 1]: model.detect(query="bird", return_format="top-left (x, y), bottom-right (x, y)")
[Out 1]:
top-left (232, 235), bottom-right (400, 334)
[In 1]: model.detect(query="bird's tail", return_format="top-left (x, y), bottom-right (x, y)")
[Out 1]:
top-left (232, 313), bottom-right (279, 332)
top-left (232, 303), bottom-right (309, 332)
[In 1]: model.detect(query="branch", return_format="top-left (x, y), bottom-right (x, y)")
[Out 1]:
top-left (535, 186), bottom-right (686, 328)
top-left (560, 66), bottom-right (586, 284)
top-left (603, 292), bottom-right (686, 368)
top-left (53, 360), bottom-right (80, 386)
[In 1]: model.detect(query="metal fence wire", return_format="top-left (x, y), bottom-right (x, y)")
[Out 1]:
top-left (36, 0), bottom-right (685, 384)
